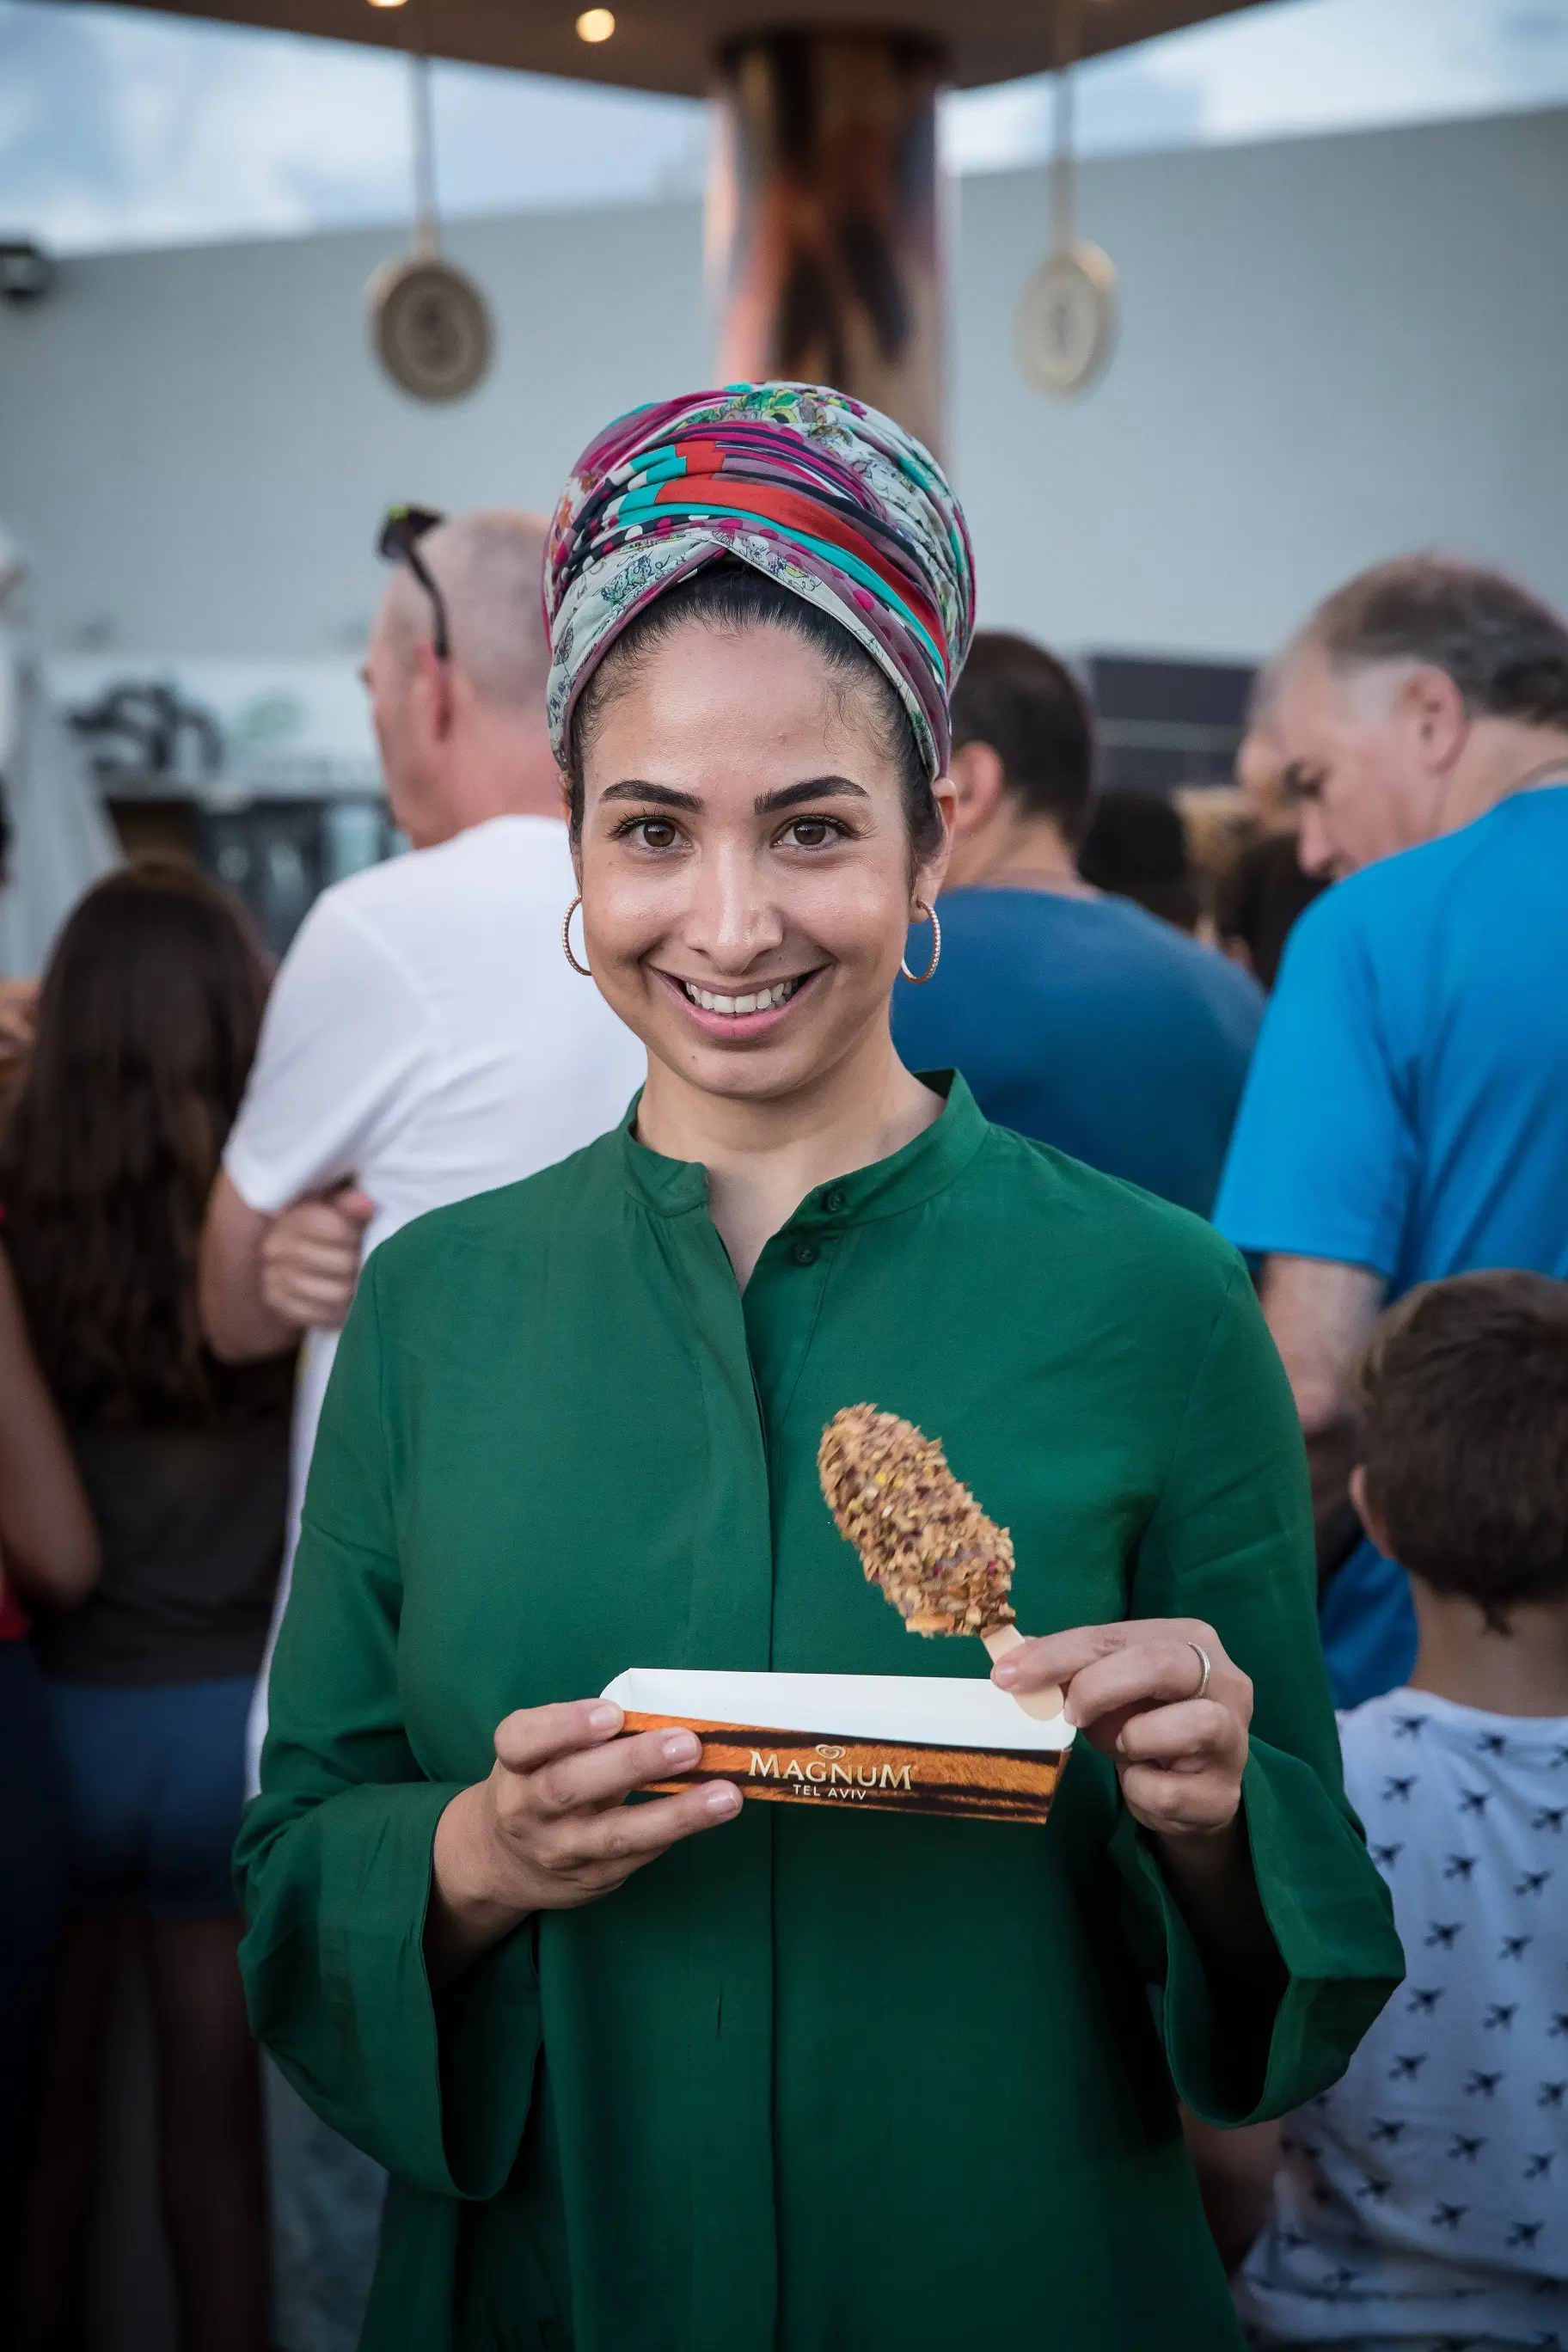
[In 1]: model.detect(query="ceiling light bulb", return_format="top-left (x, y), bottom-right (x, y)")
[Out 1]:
top-left (367, 0), bottom-right (409, 9)
top-left (576, 8), bottom-right (616, 40)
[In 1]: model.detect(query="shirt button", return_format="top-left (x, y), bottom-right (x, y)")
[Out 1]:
top-left (820, 1186), bottom-right (847, 1215)
top-left (789, 1239), bottom-right (820, 1267)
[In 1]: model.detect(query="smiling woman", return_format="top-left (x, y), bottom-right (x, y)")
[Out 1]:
top-left (236, 383), bottom-right (1404, 2352)
top-left (562, 560), bottom-right (951, 1278)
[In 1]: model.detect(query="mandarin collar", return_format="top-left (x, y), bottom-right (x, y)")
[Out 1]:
top-left (616, 1069), bottom-right (989, 1228)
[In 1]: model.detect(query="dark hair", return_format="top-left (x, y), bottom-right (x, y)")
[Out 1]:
top-left (1077, 790), bottom-right (1200, 933)
top-left (1355, 1271), bottom-right (1568, 1631)
top-left (565, 559), bottom-right (942, 861)
top-left (0, 861), bottom-right (279, 1427)
top-left (949, 630), bottom-right (1095, 843)
top-left (1308, 555), bottom-right (1568, 728)
top-left (1214, 830), bottom-right (1326, 989)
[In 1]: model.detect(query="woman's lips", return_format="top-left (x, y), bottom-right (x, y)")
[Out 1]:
top-left (655, 965), bottom-right (824, 1040)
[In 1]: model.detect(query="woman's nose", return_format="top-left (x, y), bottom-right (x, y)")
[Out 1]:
top-left (688, 841), bottom-right (785, 966)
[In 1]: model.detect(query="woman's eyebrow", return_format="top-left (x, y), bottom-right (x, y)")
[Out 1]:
top-left (599, 781), bottom-right (702, 810)
top-left (755, 776), bottom-right (870, 815)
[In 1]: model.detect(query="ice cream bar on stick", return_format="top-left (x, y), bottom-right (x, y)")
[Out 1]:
top-left (818, 1405), bottom-right (1063, 1723)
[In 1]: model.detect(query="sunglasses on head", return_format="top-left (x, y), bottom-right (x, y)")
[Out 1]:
top-left (377, 504), bottom-right (450, 661)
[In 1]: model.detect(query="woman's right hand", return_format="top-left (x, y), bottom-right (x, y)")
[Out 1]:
top-left (426, 1700), bottom-right (740, 1987)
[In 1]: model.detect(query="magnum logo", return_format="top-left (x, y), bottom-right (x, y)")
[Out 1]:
top-left (624, 1714), bottom-right (1069, 1826)
top-left (750, 1743), bottom-right (915, 1792)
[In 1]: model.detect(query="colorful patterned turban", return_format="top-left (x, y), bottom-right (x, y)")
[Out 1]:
top-left (544, 382), bottom-right (976, 779)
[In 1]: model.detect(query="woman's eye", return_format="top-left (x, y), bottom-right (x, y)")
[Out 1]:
top-left (629, 818), bottom-right (678, 850)
top-left (782, 818), bottom-right (841, 848)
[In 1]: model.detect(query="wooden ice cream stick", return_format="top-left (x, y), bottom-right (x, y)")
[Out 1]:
top-left (981, 1624), bottom-right (1064, 1724)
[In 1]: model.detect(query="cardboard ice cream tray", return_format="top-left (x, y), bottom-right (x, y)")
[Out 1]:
top-left (600, 1668), bottom-right (1076, 1828)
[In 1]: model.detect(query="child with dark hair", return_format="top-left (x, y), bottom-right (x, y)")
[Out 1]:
top-left (1236, 1271), bottom-right (1568, 2350)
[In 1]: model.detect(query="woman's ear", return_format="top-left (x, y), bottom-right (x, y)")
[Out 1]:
top-left (917, 776), bottom-right (959, 906)
top-left (560, 774), bottom-right (583, 886)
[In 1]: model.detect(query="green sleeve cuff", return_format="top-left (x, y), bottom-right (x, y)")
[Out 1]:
top-left (239, 1780), bottom-right (542, 2199)
top-left (1111, 1738), bottom-right (1404, 2127)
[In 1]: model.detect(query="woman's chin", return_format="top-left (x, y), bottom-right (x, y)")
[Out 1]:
top-left (661, 1032), bottom-right (830, 1102)
top-left (651, 1009), bottom-right (880, 1107)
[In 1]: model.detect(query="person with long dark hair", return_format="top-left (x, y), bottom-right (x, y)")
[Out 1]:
top-left (7, 861), bottom-right (286, 2352)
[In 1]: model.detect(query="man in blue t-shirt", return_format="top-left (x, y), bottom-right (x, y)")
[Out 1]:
top-left (1216, 555), bottom-right (1568, 1705)
top-left (892, 631), bottom-right (1263, 1216)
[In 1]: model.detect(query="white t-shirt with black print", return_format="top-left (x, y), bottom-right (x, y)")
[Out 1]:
top-left (1236, 1687), bottom-right (1568, 2350)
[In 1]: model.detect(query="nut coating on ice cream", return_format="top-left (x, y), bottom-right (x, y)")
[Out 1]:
top-left (818, 1405), bottom-right (1016, 1638)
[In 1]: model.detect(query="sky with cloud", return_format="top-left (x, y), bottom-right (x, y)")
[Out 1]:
top-left (1, 0), bottom-right (1566, 254)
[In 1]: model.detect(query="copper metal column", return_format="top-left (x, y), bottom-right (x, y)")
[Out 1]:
top-left (709, 28), bottom-right (948, 454)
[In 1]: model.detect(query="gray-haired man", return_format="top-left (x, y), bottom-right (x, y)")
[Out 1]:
top-left (1215, 554), bottom-right (1568, 1706)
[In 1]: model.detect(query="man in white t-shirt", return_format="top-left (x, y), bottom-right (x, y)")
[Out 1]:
top-left (199, 506), bottom-right (645, 2352)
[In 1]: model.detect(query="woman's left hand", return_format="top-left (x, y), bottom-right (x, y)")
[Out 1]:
top-left (992, 1617), bottom-right (1253, 1843)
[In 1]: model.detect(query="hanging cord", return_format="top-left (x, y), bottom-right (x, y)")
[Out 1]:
top-left (409, 27), bottom-right (439, 260)
top-left (1048, 0), bottom-right (1081, 256)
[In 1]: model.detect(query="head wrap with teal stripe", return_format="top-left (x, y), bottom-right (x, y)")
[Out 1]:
top-left (543, 382), bottom-right (976, 778)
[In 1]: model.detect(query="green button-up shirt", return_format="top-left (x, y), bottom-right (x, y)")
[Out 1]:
top-left (236, 1075), bottom-right (1402, 2352)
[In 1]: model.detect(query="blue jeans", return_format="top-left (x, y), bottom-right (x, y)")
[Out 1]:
top-left (43, 1673), bottom-right (254, 1917)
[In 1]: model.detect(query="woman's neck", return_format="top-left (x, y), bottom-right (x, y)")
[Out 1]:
top-left (635, 1026), bottom-right (941, 1289)
top-left (1407, 1579), bottom-right (1568, 1718)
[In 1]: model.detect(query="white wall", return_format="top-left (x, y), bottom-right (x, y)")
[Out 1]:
top-left (955, 106), bottom-right (1568, 656)
top-left (2, 102), bottom-right (1566, 666)
top-left (0, 199), bottom-right (710, 661)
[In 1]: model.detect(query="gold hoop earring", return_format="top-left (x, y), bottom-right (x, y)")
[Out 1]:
top-left (899, 899), bottom-right (941, 986)
top-left (562, 896), bottom-right (591, 977)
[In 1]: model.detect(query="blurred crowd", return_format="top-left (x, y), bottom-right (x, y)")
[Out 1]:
top-left (2, 498), bottom-right (1566, 2352)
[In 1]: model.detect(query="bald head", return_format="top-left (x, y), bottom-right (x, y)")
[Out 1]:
top-left (383, 509), bottom-right (550, 711)
top-left (366, 507), bottom-right (563, 846)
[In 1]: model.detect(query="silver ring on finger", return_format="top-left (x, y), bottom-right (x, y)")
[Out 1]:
top-left (1187, 1642), bottom-right (1212, 1703)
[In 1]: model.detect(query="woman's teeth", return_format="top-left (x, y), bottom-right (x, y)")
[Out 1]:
top-left (681, 977), bottom-right (804, 1016)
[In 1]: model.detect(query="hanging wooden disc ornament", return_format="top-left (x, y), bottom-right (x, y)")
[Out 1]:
top-left (1015, 5), bottom-right (1118, 401)
top-left (370, 249), bottom-right (492, 402)
top-left (1016, 242), bottom-right (1117, 400)
top-left (367, 51), bottom-right (493, 404)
